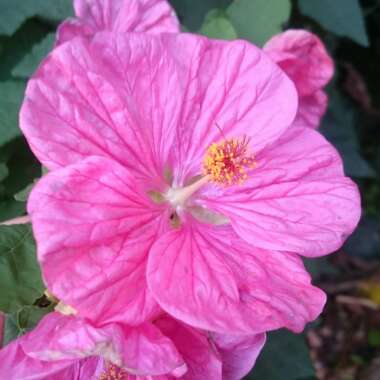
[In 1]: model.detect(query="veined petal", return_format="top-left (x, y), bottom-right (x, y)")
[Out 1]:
top-left (0, 338), bottom-right (96, 380)
top-left (21, 32), bottom-right (297, 185)
top-left (212, 333), bottom-right (266, 380)
top-left (147, 220), bottom-right (326, 334)
top-left (21, 313), bottom-right (184, 376)
top-left (201, 127), bottom-right (361, 257)
top-left (28, 156), bottom-right (166, 324)
top-left (264, 29), bottom-right (334, 97)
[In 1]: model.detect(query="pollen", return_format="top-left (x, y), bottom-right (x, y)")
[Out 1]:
top-left (99, 363), bottom-right (128, 380)
top-left (203, 137), bottom-right (256, 186)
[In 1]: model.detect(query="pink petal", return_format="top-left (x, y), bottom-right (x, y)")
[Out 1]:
top-left (147, 220), bottom-right (326, 334)
top-left (0, 338), bottom-right (93, 380)
top-left (201, 127), bottom-right (361, 257)
top-left (20, 32), bottom-right (297, 185)
top-left (293, 90), bottom-right (328, 129)
top-left (28, 156), bottom-right (165, 325)
top-left (22, 313), bottom-right (184, 376)
top-left (264, 29), bottom-right (334, 97)
top-left (156, 315), bottom-right (222, 380)
top-left (212, 333), bottom-right (266, 380)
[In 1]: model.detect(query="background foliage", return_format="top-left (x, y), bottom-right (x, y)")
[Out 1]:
top-left (0, 0), bottom-right (379, 379)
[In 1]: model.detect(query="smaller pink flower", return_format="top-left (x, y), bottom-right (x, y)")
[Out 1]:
top-left (264, 29), bottom-right (334, 129)
top-left (0, 312), bottom-right (265, 380)
top-left (56, 0), bottom-right (180, 45)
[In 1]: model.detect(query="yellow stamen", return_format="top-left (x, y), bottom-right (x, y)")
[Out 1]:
top-left (99, 363), bottom-right (128, 380)
top-left (203, 137), bottom-right (256, 186)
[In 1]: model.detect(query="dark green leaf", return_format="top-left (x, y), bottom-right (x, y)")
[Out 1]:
top-left (3, 313), bottom-right (20, 345)
top-left (0, 224), bottom-right (44, 313)
top-left (298, 0), bottom-right (369, 46)
top-left (227, 0), bottom-right (291, 46)
top-left (169, 0), bottom-right (231, 30)
top-left (0, 200), bottom-right (25, 222)
top-left (12, 33), bottom-right (54, 78)
top-left (14, 183), bottom-right (35, 202)
top-left (0, 0), bottom-right (73, 36)
top-left (247, 330), bottom-right (315, 379)
top-left (0, 163), bottom-right (8, 182)
top-left (0, 81), bottom-right (25, 147)
top-left (199, 9), bottom-right (237, 40)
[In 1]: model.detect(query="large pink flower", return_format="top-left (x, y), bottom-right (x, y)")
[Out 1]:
top-left (0, 312), bottom-right (265, 379)
top-left (20, 32), bottom-right (360, 335)
top-left (264, 30), bottom-right (334, 129)
top-left (56, 0), bottom-right (180, 45)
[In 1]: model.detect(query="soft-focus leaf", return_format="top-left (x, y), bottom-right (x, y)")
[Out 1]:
top-left (169, 0), bottom-right (231, 30)
top-left (298, 0), bottom-right (369, 46)
top-left (0, 163), bottom-right (8, 182)
top-left (3, 313), bottom-right (20, 345)
top-left (248, 330), bottom-right (315, 379)
top-left (0, 224), bottom-right (44, 313)
top-left (227, 0), bottom-right (291, 46)
top-left (199, 9), bottom-right (237, 40)
top-left (320, 91), bottom-right (375, 178)
top-left (0, 81), bottom-right (25, 146)
top-left (0, 200), bottom-right (25, 222)
top-left (345, 216), bottom-right (380, 259)
top-left (14, 183), bottom-right (35, 202)
top-left (12, 33), bottom-right (54, 78)
top-left (16, 305), bottom-right (53, 333)
top-left (0, 0), bottom-right (73, 36)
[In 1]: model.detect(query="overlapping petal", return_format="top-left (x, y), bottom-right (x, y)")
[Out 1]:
top-left (147, 219), bottom-right (326, 335)
top-left (20, 32), bottom-right (297, 185)
top-left (212, 333), bottom-right (266, 380)
top-left (264, 29), bottom-right (334, 128)
top-left (200, 127), bottom-right (361, 257)
top-left (57, 0), bottom-right (180, 45)
top-left (21, 312), bottom-right (185, 376)
top-left (28, 156), bottom-right (165, 324)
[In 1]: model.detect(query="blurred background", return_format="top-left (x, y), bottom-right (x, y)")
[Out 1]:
top-left (0, 0), bottom-right (379, 379)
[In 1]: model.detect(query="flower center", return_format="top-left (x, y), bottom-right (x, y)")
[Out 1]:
top-left (203, 137), bottom-right (256, 185)
top-left (99, 363), bottom-right (128, 380)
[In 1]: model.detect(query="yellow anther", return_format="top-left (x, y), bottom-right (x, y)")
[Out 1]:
top-left (203, 136), bottom-right (256, 186)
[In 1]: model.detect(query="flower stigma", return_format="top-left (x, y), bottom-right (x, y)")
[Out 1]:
top-left (203, 137), bottom-right (256, 186)
top-left (99, 363), bottom-right (128, 380)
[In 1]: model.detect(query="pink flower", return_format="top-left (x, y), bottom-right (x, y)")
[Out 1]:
top-left (20, 32), bottom-right (360, 335)
top-left (0, 311), bottom-right (265, 379)
top-left (264, 30), bottom-right (334, 129)
top-left (56, 0), bottom-right (180, 45)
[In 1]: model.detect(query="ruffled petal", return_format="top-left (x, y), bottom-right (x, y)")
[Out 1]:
top-left (201, 127), bottom-right (361, 257)
top-left (21, 32), bottom-right (297, 185)
top-left (21, 313), bottom-right (184, 376)
top-left (293, 90), bottom-right (328, 129)
top-left (0, 338), bottom-right (94, 380)
top-left (264, 29), bottom-right (334, 97)
top-left (147, 220), bottom-right (326, 334)
top-left (28, 156), bottom-right (166, 324)
top-left (156, 315), bottom-right (222, 380)
top-left (212, 333), bottom-right (266, 380)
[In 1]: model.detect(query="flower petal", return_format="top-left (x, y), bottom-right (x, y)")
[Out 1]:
top-left (147, 220), bottom-right (326, 334)
top-left (0, 338), bottom-right (93, 380)
top-left (264, 29), bottom-right (334, 97)
top-left (212, 333), bottom-right (266, 380)
top-left (28, 156), bottom-right (166, 324)
top-left (21, 313), bottom-right (184, 376)
top-left (293, 90), bottom-right (328, 129)
top-left (201, 127), bottom-right (361, 257)
top-left (156, 315), bottom-right (222, 380)
top-left (21, 32), bottom-right (297, 185)
top-left (72, 0), bottom-right (179, 37)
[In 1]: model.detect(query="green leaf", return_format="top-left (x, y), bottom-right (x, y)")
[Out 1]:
top-left (0, 0), bottom-right (73, 36)
top-left (3, 313), bottom-right (20, 345)
top-left (12, 33), bottom-right (55, 78)
top-left (320, 90), bottom-right (375, 178)
top-left (247, 330), bottom-right (315, 379)
top-left (0, 200), bottom-right (25, 222)
top-left (199, 9), bottom-right (237, 40)
top-left (0, 81), bottom-right (26, 147)
top-left (227, 0), bottom-right (291, 46)
top-left (0, 224), bottom-right (44, 313)
top-left (14, 183), bottom-right (35, 202)
top-left (298, 0), bottom-right (369, 46)
top-left (0, 163), bottom-right (8, 182)
top-left (169, 0), bottom-right (232, 30)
